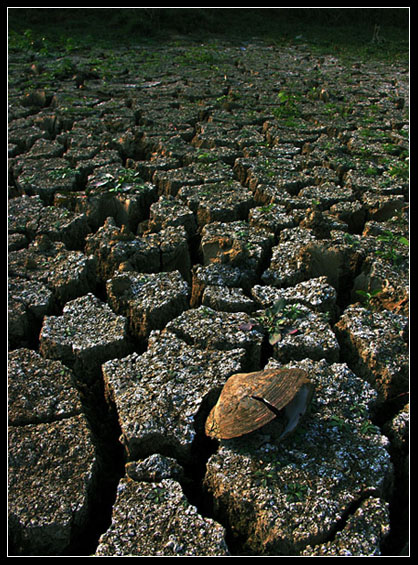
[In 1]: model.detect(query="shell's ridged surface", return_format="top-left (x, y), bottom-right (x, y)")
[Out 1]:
top-left (205, 368), bottom-right (311, 440)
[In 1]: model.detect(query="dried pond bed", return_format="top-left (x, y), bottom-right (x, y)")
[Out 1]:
top-left (8, 34), bottom-right (409, 556)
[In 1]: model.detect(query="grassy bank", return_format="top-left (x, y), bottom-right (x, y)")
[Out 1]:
top-left (8, 7), bottom-right (409, 64)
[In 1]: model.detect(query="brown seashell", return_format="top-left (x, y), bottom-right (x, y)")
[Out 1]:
top-left (205, 368), bottom-right (313, 440)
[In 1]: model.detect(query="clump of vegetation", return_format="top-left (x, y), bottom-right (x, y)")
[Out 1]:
top-left (92, 169), bottom-right (148, 194)
top-left (258, 299), bottom-right (307, 346)
top-left (355, 288), bottom-right (382, 309)
top-left (272, 91), bottom-right (302, 124)
top-left (375, 230), bottom-right (409, 266)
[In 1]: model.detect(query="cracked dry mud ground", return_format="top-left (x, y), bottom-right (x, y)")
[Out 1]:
top-left (8, 33), bottom-right (409, 556)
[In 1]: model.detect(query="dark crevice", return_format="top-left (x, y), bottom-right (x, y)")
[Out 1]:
top-left (67, 372), bottom-right (127, 555)
top-left (313, 492), bottom-right (382, 551)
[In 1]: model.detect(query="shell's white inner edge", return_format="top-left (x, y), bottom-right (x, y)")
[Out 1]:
top-left (280, 384), bottom-right (311, 439)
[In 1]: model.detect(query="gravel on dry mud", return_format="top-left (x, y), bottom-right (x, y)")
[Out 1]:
top-left (8, 24), bottom-right (409, 557)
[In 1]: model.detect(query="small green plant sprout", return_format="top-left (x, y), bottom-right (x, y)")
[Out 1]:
top-left (355, 288), bottom-right (382, 308)
top-left (272, 90), bottom-right (301, 121)
top-left (342, 233), bottom-right (360, 248)
top-left (94, 169), bottom-right (147, 193)
top-left (375, 230), bottom-right (408, 266)
top-left (284, 482), bottom-right (308, 503)
top-left (329, 415), bottom-right (350, 433)
top-left (48, 167), bottom-right (77, 181)
top-left (360, 420), bottom-right (379, 435)
top-left (258, 299), bottom-right (306, 346)
top-left (254, 467), bottom-right (275, 489)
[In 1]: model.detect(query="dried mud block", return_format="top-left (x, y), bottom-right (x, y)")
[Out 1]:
top-left (106, 270), bottom-right (190, 340)
top-left (147, 195), bottom-right (197, 238)
top-left (191, 121), bottom-right (240, 149)
top-left (261, 227), bottom-right (316, 288)
top-left (200, 220), bottom-right (273, 274)
top-left (80, 165), bottom-right (158, 231)
top-left (24, 138), bottom-right (64, 160)
top-left (85, 217), bottom-right (160, 280)
top-left (191, 263), bottom-right (257, 307)
top-left (164, 305), bottom-right (264, 370)
top-left (8, 349), bottom-right (83, 426)
top-left (8, 120), bottom-right (44, 154)
top-left (177, 181), bottom-right (254, 227)
top-left (13, 157), bottom-right (82, 204)
top-left (39, 293), bottom-right (130, 382)
top-left (8, 277), bottom-right (54, 348)
top-left (299, 206), bottom-right (348, 239)
top-left (334, 305), bottom-right (408, 403)
top-left (204, 358), bottom-right (393, 556)
top-left (272, 306), bottom-right (339, 363)
top-left (95, 478), bottom-right (229, 556)
top-left (153, 161), bottom-right (235, 197)
top-left (329, 200), bottom-right (366, 233)
top-left (352, 256), bottom-right (409, 316)
top-left (133, 156), bottom-right (181, 182)
top-left (157, 225), bottom-right (192, 283)
top-left (9, 194), bottom-right (90, 250)
top-left (263, 123), bottom-right (323, 149)
top-left (233, 156), bottom-right (305, 196)
top-left (202, 285), bottom-right (256, 313)
top-left (361, 193), bottom-right (405, 222)
top-left (183, 146), bottom-right (240, 167)
top-left (102, 331), bottom-right (246, 462)
top-left (34, 207), bottom-right (89, 250)
top-left (8, 414), bottom-right (98, 555)
top-left (125, 453), bottom-right (185, 483)
top-left (252, 276), bottom-right (337, 317)
top-left (302, 498), bottom-right (390, 556)
top-left (8, 237), bottom-right (97, 306)
top-left (8, 195), bottom-right (44, 239)
top-left (249, 204), bottom-right (296, 235)
top-left (257, 302), bottom-right (339, 363)
top-left (383, 404), bottom-right (409, 457)
top-left (291, 235), bottom-right (364, 292)
top-left (345, 169), bottom-right (407, 199)
top-left (85, 218), bottom-right (191, 282)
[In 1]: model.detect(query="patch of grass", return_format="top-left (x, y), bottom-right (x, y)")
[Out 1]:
top-left (8, 8), bottom-right (408, 64)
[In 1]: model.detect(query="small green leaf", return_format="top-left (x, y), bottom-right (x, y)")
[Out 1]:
top-left (269, 332), bottom-right (281, 346)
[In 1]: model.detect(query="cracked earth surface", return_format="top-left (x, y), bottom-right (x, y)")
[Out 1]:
top-left (8, 32), bottom-right (409, 556)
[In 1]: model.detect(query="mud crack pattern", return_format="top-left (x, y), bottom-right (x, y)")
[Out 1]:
top-left (8, 29), bottom-right (408, 556)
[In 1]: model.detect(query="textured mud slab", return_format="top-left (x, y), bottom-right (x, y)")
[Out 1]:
top-left (8, 21), bottom-right (408, 557)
